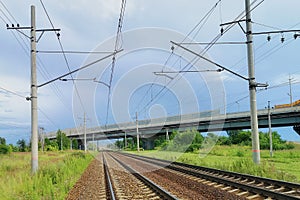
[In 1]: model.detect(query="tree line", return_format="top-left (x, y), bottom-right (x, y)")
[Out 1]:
top-left (0, 130), bottom-right (79, 154)
top-left (113, 129), bottom-right (295, 152)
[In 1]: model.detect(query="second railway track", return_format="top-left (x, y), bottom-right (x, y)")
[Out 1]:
top-left (107, 152), bottom-right (248, 200)
top-left (117, 152), bottom-right (300, 200)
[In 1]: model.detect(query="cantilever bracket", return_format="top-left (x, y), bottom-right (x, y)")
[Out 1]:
top-left (220, 19), bottom-right (247, 35)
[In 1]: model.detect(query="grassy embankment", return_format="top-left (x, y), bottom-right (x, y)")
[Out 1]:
top-left (130, 143), bottom-right (300, 183)
top-left (0, 151), bottom-right (94, 200)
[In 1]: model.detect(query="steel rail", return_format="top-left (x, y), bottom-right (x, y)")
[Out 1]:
top-left (121, 152), bottom-right (300, 200)
top-left (102, 154), bottom-right (116, 200)
top-left (108, 152), bottom-right (178, 200)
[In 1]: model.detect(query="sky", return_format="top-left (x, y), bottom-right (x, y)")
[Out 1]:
top-left (0, 0), bottom-right (300, 144)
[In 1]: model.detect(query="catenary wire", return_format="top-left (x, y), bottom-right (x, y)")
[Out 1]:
top-left (39, 0), bottom-right (87, 114)
top-left (134, 0), bottom-right (223, 115)
top-left (105, 0), bottom-right (127, 125)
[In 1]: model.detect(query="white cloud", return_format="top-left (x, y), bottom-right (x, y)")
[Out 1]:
top-left (1, 0), bottom-right (300, 143)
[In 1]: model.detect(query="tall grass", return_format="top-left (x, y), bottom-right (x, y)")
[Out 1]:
top-left (131, 144), bottom-right (300, 183)
top-left (0, 151), bottom-right (94, 200)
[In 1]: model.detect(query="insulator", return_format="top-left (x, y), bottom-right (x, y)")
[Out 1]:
top-left (17, 24), bottom-right (19, 27)
top-left (220, 27), bottom-right (224, 35)
top-left (6, 24), bottom-right (9, 28)
top-left (294, 34), bottom-right (298, 39)
top-left (281, 37), bottom-right (285, 43)
top-left (11, 24), bottom-right (14, 27)
top-left (267, 35), bottom-right (271, 41)
top-left (57, 33), bottom-right (60, 37)
top-left (171, 46), bottom-right (174, 51)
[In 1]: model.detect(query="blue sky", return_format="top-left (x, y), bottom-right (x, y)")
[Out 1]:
top-left (0, 0), bottom-right (300, 144)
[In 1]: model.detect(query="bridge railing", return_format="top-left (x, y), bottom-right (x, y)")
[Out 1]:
top-left (46, 106), bottom-right (300, 139)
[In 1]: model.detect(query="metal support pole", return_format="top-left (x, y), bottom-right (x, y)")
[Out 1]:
top-left (39, 127), bottom-right (45, 152)
top-left (136, 112), bottom-right (140, 152)
top-left (124, 132), bottom-right (127, 149)
top-left (60, 132), bottom-right (63, 150)
top-left (84, 112), bottom-right (87, 152)
top-left (267, 101), bottom-right (273, 157)
top-left (92, 133), bottom-right (95, 151)
top-left (30, 5), bottom-right (38, 174)
top-left (70, 138), bottom-right (72, 150)
top-left (245, 0), bottom-right (260, 164)
top-left (166, 128), bottom-right (170, 141)
top-left (289, 75), bottom-right (293, 106)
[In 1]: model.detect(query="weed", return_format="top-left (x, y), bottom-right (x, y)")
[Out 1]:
top-left (130, 144), bottom-right (300, 183)
top-left (0, 151), bottom-right (94, 199)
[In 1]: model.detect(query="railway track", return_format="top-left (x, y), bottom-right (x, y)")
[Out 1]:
top-left (103, 154), bottom-right (116, 200)
top-left (102, 152), bottom-right (178, 199)
top-left (109, 152), bottom-right (246, 199)
top-left (119, 152), bottom-right (300, 200)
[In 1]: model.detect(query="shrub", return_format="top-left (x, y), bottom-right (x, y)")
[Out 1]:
top-left (0, 144), bottom-right (10, 154)
top-left (236, 150), bottom-right (244, 157)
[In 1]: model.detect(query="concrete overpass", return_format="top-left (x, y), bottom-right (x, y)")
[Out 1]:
top-left (46, 106), bottom-right (300, 143)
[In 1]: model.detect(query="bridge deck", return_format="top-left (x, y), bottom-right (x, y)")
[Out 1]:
top-left (46, 106), bottom-right (300, 140)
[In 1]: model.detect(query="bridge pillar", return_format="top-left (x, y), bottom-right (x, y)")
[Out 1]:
top-left (166, 128), bottom-right (170, 141)
top-left (77, 139), bottom-right (84, 150)
top-left (293, 124), bottom-right (300, 136)
top-left (141, 137), bottom-right (155, 150)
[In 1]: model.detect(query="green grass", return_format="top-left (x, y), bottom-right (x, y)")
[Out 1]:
top-left (129, 144), bottom-right (300, 183)
top-left (0, 151), bottom-right (94, 200)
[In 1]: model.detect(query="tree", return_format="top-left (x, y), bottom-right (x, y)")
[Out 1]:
top-left (227, 130), bottom-right (251, 145)
top-left (259, 131), bottom-right (295, 150)
top-left (226, 130), bottom-right (240, 144)
top-left (193, 132), bottom-right (204, 144)
top-left (44, 138), bottom-right (58, 151)
top-left (56, 130), bottom-right (70, 150)
top-left (160, 129), bottom-right (204, 152)
top-left (72, 139), bottom-right (78, 150)
top-left (217, 136), bottom-right (231, 145)
top-left (0, 144), bottom-right (10, 154)
top-left (17, 139), bottom-right (27, 152)
top-left (0, 137), bottom-right (6, 145)
top-left (115, 139), bottom-right (124, 149)
top-left (8, 144), bottom-right (19, 152)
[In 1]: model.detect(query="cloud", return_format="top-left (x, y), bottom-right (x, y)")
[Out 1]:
top-left (48, 0), bottom-right (132, 20)
top-left (1, 0), bottom-right (300, 143)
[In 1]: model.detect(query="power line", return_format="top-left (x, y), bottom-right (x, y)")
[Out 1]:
top-left (252, 21), bottom-right (283, 31)
top-left (38, 107), bottom-right (58, 129)
top-left (37, 50), bottom-right (113, 54)
top-left (38, 50), bottom-right (121, 88)
top-left (0, 87), bottom-right (59, 131)
top-left (181, 42), bottom-right (246, 45)
top-left (0, 0), bottom-right (18, 23)
top-left (136, 0), bottom-right (266, 117)
top-left (134, 0), bottom-right (222, 115)
top-left (0, 86), bottom-right (59, 129)
top-left (0, 86), bottom-right (27, 99)
top-left (105, 0), bottom-right (127, 125)
top-left (1, 1), bottom-right (72, 113)
top-left (39, 0), bottom-right (87, 114)
top-left (223, 13), bottom-right (300, 83)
